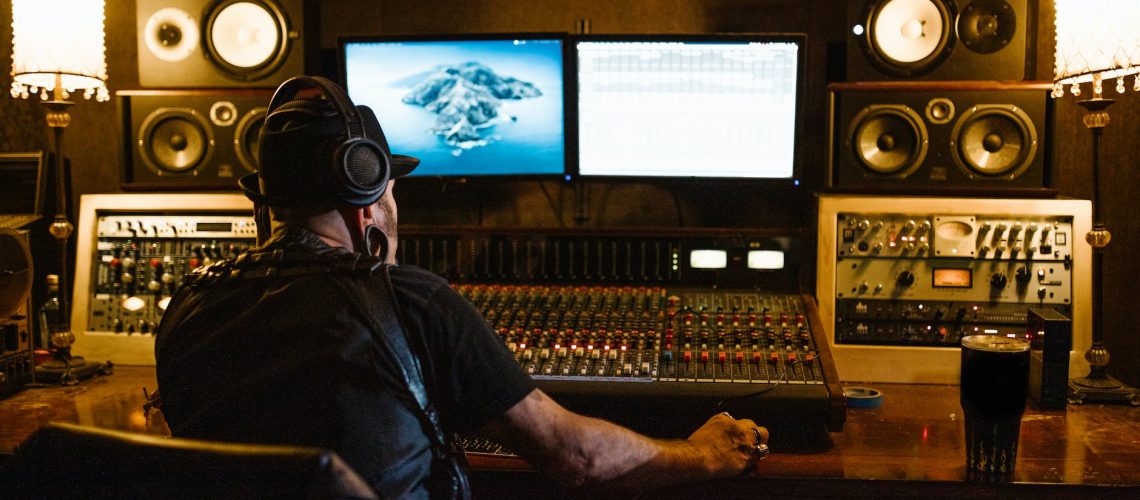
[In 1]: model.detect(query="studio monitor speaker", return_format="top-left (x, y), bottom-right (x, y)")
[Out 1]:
top-left (137, 0), bottom-right (319, 88)
top-left (120, 89), bottom-right (273, 190)
top-left (828, 81), bottom-right (1053, 195)
top-left (847, 0), bottom-right (1035, 81)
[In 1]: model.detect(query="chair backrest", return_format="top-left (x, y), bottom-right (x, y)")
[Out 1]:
top-left (2, 422), bottom-right (378, 499)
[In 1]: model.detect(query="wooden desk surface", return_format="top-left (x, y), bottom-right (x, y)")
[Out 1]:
top-left (3, 367), bottom-right (1139, 497)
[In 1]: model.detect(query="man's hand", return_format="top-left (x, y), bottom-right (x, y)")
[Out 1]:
top-left (685, 412), bottom-right (770, 477)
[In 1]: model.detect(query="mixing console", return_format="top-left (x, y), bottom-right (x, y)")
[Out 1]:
top-left (456, 283), bottom-right (839, 446)
top-left (460, 285), bottom-right (823, 386)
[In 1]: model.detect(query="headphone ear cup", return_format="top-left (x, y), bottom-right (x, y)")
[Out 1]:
top-left (333, 137), bottom-right (391, 206)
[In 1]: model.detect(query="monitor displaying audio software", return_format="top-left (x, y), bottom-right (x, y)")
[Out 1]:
top-left (340, 34), bottom-right (568, 177)
top-left (574, 34), bottom-right (804, 179)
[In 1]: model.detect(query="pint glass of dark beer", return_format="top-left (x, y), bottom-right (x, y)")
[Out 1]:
top-left (960, 335), bottom-right (1030, 475)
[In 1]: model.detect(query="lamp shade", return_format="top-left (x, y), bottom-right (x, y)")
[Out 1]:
top-left (9, 0), bottom-right (109, 102)
top-left (1054, 0), bottom-right (1140, 97)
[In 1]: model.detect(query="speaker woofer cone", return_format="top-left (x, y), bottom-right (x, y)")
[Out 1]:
top-left (204, 0), bottom-right (292, 81)
top-left (138, 108), bottom-right (214, 175)
top-left (234, 106), bottom-right (266, 173)
top-left (950, 104), bottom-right (1036, 178)
top-left (858, 0), bottom-right (957, 77)
top-left (848, 104), bottom-right (928, 177)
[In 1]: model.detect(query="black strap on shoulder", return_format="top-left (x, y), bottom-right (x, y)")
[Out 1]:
top-left (195, 250), bottom-right (470, 498)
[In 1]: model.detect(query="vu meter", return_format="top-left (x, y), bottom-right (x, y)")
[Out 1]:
top-left (817, 195), bottom-right (1092, 384)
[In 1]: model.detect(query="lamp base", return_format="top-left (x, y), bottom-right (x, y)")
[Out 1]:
top-left (34, 355), bottom-right (110, 384)
top-left (1068, 376), bottom-right (1140, 406)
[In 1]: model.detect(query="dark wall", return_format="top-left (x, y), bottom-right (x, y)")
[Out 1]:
top-left (1, 0), bottom-right (1137, 387)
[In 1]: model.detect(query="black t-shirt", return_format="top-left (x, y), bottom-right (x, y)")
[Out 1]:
top-left (155, 229), bottom-right (534, 497)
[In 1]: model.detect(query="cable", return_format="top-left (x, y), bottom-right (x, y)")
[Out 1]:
top-left (714, 355), bottom-right (823, 409)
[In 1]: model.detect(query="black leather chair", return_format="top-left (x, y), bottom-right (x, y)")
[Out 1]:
top-left (2, 422), bottom-right (378, 499)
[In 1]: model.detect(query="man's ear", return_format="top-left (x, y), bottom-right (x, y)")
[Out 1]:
top-left (339, 205), bottom-right (370, 254)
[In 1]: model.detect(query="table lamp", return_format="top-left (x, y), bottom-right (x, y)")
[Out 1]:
top-left (10, 0), bottom-right (109, 383)
top-left (1053, 0), bottom-right (1140, 405)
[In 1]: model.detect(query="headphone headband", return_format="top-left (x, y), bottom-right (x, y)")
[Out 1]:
top-left (269, 75), bottom-right (365, 140)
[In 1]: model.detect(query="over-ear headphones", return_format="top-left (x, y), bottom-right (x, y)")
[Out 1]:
top-left (239, 75), bottom-right (392, 207)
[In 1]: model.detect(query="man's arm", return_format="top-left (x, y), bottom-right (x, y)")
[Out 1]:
top-left (479, 388), bottom-right (768, 491)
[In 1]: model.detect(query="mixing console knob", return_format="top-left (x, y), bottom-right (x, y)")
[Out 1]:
top-left (1015, 266), bottom-right (1031, 285)
top-left (857, 219), bottom-right (870, 231)
top-left (147, 280), bottom-right (161, 292)
top-left (871, 242), bottom-right (883, 254)
top-left (990, 272), bottom-right (1008, 290)
top-left (902, 220), bottom-right (916, 233)
top-left (1012, 223), bottom-right (1023, 235)
top-left (919, 220), bottom-right (931, 233)
top-left (872, 221), bottom-right (884, 232)
top-left (918, 243), bottom-right (929, 254)
top-left (896, 271), bottom-right (916, 287)
top-left (1038, 287), bottom-right (1047, 299)
top-left (859, 281), bottom-right (869, 293)
top-left (903, 242), bottom-right (915, 253)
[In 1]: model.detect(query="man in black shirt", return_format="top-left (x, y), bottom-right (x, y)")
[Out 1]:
top-left (155, 76), bottom-right (769, 498)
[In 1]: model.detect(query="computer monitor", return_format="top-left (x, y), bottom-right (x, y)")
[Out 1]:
top-left (574, 34), bottom-right (805, 180)
top-left (340, 34), bottom-right (569, 178)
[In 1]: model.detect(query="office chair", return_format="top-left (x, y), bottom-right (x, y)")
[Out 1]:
top-left (1, 422), bottom-right (377, 499)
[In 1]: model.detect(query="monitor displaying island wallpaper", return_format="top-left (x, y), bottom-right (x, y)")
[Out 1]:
top-left (340, 34), bottom-right (568, 177)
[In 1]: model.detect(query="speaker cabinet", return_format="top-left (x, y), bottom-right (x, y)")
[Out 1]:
top-left (137, 0), bottom-right (319, 88)
top-left (828, 82), bottom-right (1053, 195)
top-left (120, 90), bottom-right (272, 190)
top-left (847, 0), bottom-right (1035, 81)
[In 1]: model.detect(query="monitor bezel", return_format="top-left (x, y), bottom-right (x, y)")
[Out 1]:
top-left (568, 32), bottom-right (807, 184)
top-left (338, 32), bottom-right (573, 181)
